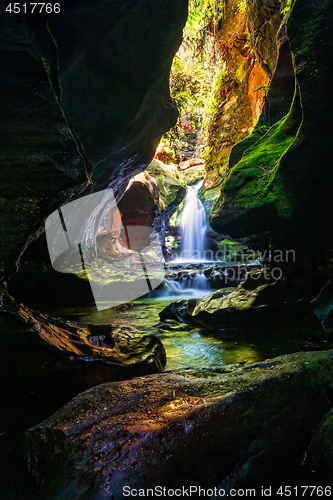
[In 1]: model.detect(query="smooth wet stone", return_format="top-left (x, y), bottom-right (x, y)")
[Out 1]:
top-left (159, 299), bottom-right (197, 323)
top-left (160, 270), bottom-right (326, 339)
top-left (19, 305), bottom-right (166, 374)
top-left (22, 350), bottom-right (333, 499)
top-left (189, 291), bottom-right (324, 338)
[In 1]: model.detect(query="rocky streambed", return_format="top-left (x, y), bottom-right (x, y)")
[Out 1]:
top-left (3, 267), bottom-right (333, 498)
top-left (22, 350), bottom-right (333, 499)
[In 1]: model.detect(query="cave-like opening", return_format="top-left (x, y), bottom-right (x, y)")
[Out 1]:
top-left (2, 0), bottom-right (333, 496)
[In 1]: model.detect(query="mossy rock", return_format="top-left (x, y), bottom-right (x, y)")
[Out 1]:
top-left (179, 165), bottom-right (205, 185)
top-left (210, 0), bottom-right (333, 250)
top-left (146, 160), bottom-right (186, 211)
top-left (307, 408), bottom-right (333, 480)
top-left (171, 269), bottom-right (326, 338)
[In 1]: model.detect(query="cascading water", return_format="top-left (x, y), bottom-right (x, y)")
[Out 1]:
top-left (158, 179), bottom-right (210, 298)
top-left (180, 179), bottom-right (207, 261)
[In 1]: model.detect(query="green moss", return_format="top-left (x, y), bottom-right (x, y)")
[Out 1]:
top-left (213, 76), bottom-right (304, 218)
top-left (169, 198), bottom-right (186, 227)
top-left (180, 169), bottom-right (205, 185)
top-left (236, 60), bottom-right (248, 82)
top-left (147, 161), bottom-right (185, 211)
top-left (216, 238), bottom-right (251, 260)
top-left (280, 0), bottom-right (294, 16)
top-left (237, 0), bottom-right (246, 14)
top-left (218, 239), bottom-right (240, 247)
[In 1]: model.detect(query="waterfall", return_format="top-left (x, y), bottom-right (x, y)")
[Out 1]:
top-left (180, 179), bottom-right (207, 261)
top-left (157, 271), bottom-right (210, 299)
top-left (155, 179), bottom-right (210, 298)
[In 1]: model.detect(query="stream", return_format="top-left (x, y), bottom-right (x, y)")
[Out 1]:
top-left (61, 292), bottom-right (327, 371)
top-left (55, 179), bottom-right (328, 371)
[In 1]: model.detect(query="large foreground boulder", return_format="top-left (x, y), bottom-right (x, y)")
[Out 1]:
top-left (0, 307), bottom-right (160, 500)
top-left (23, 350), bottom-right (333, 499)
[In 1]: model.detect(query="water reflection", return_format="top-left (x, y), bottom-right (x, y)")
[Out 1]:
top-left (70, 298), bottom-right (324, 371)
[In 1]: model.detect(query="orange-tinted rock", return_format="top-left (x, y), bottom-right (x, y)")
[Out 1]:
top-left (154, 145), bottom-right (176, 164)
top-left (248, 63), bottom-right (270, 119)
top-left (210, 0), bottom-right (333, 250)
top-left (118, 172), bottom-right (159, 228)
top-left (178, 158), bottom-right (205, 171)
top-left (19, 304), bottom-right (166, 372)
top-left (204, 0), bottom-right (282, 187)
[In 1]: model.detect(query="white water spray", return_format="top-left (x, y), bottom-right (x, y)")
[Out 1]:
top-left (180, 179), bottom-right (207, 261)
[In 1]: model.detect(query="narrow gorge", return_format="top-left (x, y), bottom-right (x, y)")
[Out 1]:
top-left (1, 0), bottom-right (333, 497)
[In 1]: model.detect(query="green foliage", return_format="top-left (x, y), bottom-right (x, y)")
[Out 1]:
top-left (253, 84), bottom-right (270, 95)
top-left (160, 0), bottom-right (224, 158)
top-left (237, 0), bottom-right (246, 13)
top-left (280, 0), bottom-right (293, 15)
top-left (201, 66), bottom-right (228, 163)
top-left (186, 0), bottom-right (225, 35)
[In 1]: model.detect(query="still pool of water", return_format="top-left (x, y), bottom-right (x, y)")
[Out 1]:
top-left (66, 298), bottom-right (328, 371)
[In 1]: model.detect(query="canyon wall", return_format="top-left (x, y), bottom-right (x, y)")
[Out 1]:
top-left (210, 0), bottom-right (333, 250)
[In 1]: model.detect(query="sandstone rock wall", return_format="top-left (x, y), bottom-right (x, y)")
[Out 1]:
top-left (204, 0), bottom-right (282, 187)
top-left (210, 0), bottom-right (333, 250)
top-left (49, 0), bottom-right (188, 194)
top-left (0, 13), bottom-right (90, 281)
top-left (0, 0), bottom-right (188, 288)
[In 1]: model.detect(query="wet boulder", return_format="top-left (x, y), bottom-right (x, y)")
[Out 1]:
top-left (19, 305), bottom-right (166, 374)
top-left (159, 299), bottom-right (197, 324)
top-left (22, 350), bottom-right (333, 499)
top-left (161, 270), bottom-right (326, 338)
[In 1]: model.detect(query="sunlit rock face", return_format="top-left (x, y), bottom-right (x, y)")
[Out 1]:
top-left (204, 0), bottom-right (282, 187)
top-left (48, 0), bottom-right (188, 195)
top-left (228, 21), bottom-right (296, 170)
top-left (118, 172), bottom-right (159, 229)
top-left (118, 161), bottom-right (186, 245)
top-left (210, 0), bottom-right (333, 250)
top-left (22, 350), bottom-right (333, 498)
